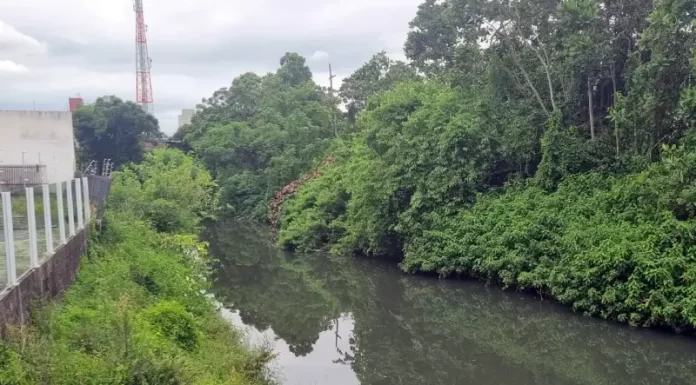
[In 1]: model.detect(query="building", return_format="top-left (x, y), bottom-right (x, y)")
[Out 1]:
top-left (68, 97), bottom-right (84, 112)
top-left (178, 109), bottom-right (195, 128)
top-left (0, 110), bottom-right (77, 191)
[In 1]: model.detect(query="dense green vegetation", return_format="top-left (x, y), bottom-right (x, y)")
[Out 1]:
top-left (174, 52), bottom-right (418, 220)
top-left (177, 0), bottom-right (696, 331)
top-left (276, 0), bottom-right (696, 332)
top-left (73, 96), bottom-right (163, 171)
top-left (174, 54), bottom-right (342, 220)
top-left (0, 149), bottom-right (272, 385)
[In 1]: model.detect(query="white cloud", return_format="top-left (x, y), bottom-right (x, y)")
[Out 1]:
top-left (0, 60), bottom-right (28, 75)
top-left (0, 0), bottom-right (423, 134)
top-left (311, 50), bottom-right (330, 61)
top-left (0, 20), bottom-right (43, 52)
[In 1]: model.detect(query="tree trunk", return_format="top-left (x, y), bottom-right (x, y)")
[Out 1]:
top-left (588, 76), bottom-right (595, 140)
top-left (534, 46), bottom-right (557, 113)
top-left (510, 47), bottom-right (550, 117)
top-left (611, 64), bottom-right (620, 157)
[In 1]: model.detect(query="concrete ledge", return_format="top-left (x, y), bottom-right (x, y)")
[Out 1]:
top-left (0, 228), bottom-right (88, 331)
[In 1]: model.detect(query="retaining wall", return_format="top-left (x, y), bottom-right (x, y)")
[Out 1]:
top-left (0, 228), bottom-right (87, 330)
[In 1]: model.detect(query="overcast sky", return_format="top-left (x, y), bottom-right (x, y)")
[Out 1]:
top-left (0, 0), bottom-right (422, 134)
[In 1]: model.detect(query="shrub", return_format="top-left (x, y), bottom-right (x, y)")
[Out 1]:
top-left (0, 151), bottom-right (272, 385)
top-left (144, 301), bottom-right (200, 352)
top-left (402, 152), bottom-right (696, 330)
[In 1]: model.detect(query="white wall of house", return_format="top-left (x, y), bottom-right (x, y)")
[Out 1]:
top-left (0, 110), bottom-right (76, 184)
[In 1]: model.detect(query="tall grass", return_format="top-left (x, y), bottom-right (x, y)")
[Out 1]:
top-left (0, 149), bottom-right (274, 384)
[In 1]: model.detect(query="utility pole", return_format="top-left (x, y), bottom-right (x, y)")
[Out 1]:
top-left (329, 64), bottom-right (336, 96)
top-left (329, 64), bottom-right (339, 137)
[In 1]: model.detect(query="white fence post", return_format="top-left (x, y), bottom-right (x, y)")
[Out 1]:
top-left (82, 177), bottom-right (90, 222)
top-left (42, 184), bottom-right (53, 254)
top-left (75, 178), bottom-right (84, 230)
top-left (56, 182), bottom-right (67, 244)
top-left (66, 180), bottom-right (76, 236)
top-left (25, 187), bottom-right (39, 269)
top-left (2, 192), bottom-right (17, 285)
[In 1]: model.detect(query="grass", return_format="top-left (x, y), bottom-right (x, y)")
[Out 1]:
top-left (0, 213), bottom-right (274, 385)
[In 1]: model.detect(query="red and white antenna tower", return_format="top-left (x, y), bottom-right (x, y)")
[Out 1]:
top-left (134, 0), bottom-right (154, 114)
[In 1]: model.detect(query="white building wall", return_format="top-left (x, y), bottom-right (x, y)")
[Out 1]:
top-left (0, 110), bottom-right (76, 184)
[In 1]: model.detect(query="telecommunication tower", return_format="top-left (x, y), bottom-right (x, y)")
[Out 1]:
top-left (134, 0), bottom-right (154, 113)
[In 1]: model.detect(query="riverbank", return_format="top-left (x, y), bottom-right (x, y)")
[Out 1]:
top-left (278, 130), bottom-right (696, 333)
top-left (276, 85), bottom-right (696, 334)
top-left (169, 0), bottom-right (696, 335)
top-left (0, 149), bottom-right (273, 385)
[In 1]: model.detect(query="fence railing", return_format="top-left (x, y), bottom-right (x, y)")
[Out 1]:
top-left (0, 165), bottom-right (48, 192)
top-left (0, 177), bottom-right (91, 291)
top-left (87, 175), bottom-right (112, 224)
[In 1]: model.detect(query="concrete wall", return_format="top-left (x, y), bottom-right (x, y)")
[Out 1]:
top-left (0, 110), bottom-right (76, 184)
top-left (0, 228), bottom-right (87, 329)
top-left (178, 109), bottom-right (195, 128)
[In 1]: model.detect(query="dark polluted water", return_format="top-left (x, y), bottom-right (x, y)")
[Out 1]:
top-left (204, 221), bottom-right (696, 385)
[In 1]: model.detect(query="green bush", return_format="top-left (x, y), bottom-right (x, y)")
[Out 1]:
top-left (401, 145), bottom-right (696, 330)
top-left (0, 151), bottom-right (272, 385)
top-left (279, 85), bottom-right (696, 332)
top-left (144, 301), bottom-right (200, 352)
top-left (279, 155), bottom-right (349, 252)
top-left (109, 148), bottom-right (216, 234)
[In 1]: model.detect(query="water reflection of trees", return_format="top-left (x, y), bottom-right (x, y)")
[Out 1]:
top-left (206, 220), bottom-right (696, 385)
top-left (205, 221), bottom-right (340, 356)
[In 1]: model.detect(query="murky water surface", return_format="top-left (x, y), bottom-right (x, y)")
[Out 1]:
top-left (206, 221), bottom-right (696, 385)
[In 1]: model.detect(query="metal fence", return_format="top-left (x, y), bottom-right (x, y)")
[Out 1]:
top-left (87, 175), bottom-right (112, 224)
top-left (0, 177), bottom-right (91, 291)
top-left (0, 165), bottom-right (48, 192)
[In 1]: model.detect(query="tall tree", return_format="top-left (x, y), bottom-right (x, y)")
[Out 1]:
top-left (278, 52), bottom-right (313, 86)
top-left (339, 51), bottom-right (420, 119)
top-left (73, 96), bottom-right (161, 169)
top-left (181, 53), bottom-right (339, 219)
top-left (611, 0), bottom-right (696, 158)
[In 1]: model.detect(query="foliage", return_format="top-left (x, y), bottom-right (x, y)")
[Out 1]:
top-left (73, 96), bottom-right (162, 170)
top-left (109, 148), bottom-right (216, 233)
top-left (609, 0), bottom-right (696, 158)
top-left (339, 51), bottom-right (420, 119)
top-left (279, 153), bottom-right (348, 252)
top-left (274, 0), bottom-right (696, 333)
top-left (0, 153), bottom-right (272, 384)
top-left (144, 301), bottom-right (201, 352)
top-left (400, 135), bottom-right (696, 330)
top-left (534, 114), bottom-right (614, 189)
top-left (282, 82), bottom-right (562, 255)
top-left (283, 122), bottom-right (696, 333)
top-left (175, 53), bottom-right (340, 220)
top-left (404, 0), bottom-right (695, 155)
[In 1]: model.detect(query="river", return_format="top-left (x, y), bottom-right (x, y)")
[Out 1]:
top-left (205, 220), bottom-right (696, 385)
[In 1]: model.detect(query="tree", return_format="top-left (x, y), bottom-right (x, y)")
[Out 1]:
top-left (181, 53), bottom-right (339, 219)
top-left (404, 0), bottom-right (655, 141)
top-left (403, 0), bottom-right (458, 77)
top-left (339, 51), bottom-right (420, 119)
top-left (610, 0), bottom-right (696, 159)
top-left (73, 96), bottom-right (161, 169)
top-left (278, 52), bottom-right (313, 86)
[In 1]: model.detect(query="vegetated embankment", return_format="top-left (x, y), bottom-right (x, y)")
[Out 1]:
top-left (0, 148), bottom-right (273, 385)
